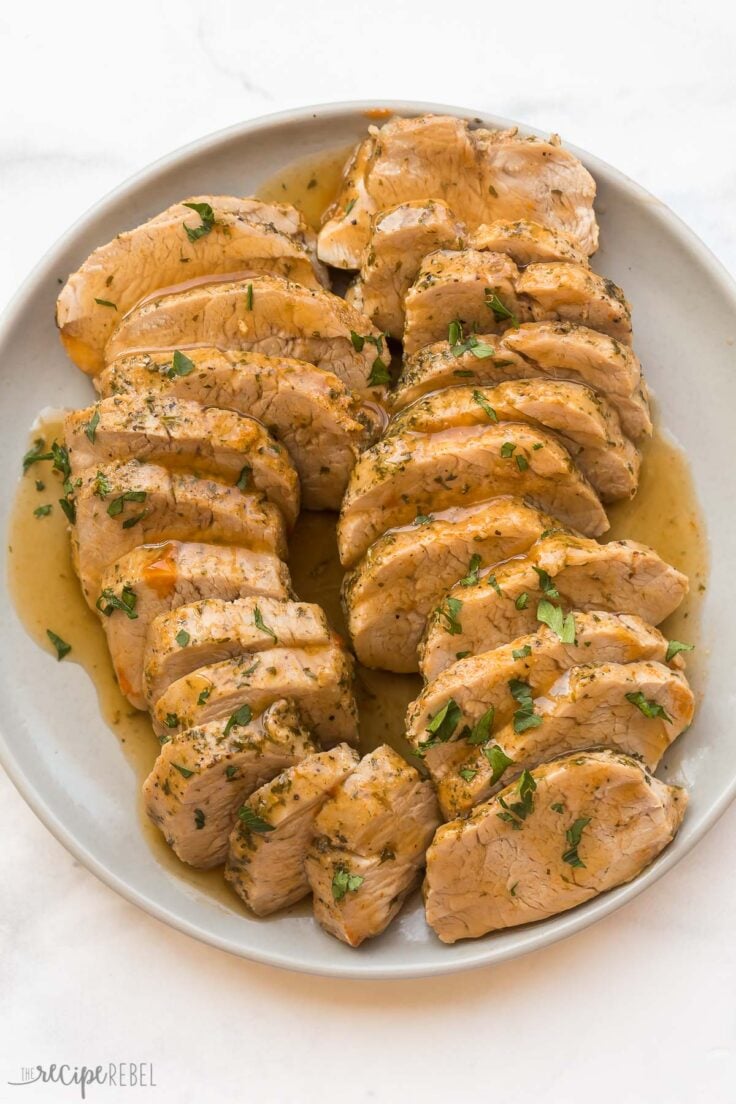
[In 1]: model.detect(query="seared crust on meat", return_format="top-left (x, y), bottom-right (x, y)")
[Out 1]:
top-left (104, 275), bottom-right (390, 400)
top-left (99, 542), bottom-right (291, 710)
top-left (424, 749), bottom-right (687, 942)
top-left (419, 532), bottom-right (688, 680)
top-left (225, 744), bottom-right (359, 915)
top-left (338, 422), bottom-right (607, 566)
top-left (438, 661), bottom-right (694, 818)
top-left (152, 637), bottom-right (358, 747)
top-left (96, 348), bottom-right (380, 510)
top-left (65, 394), bottom-right (300, 527)
top-left (318, 115), bottom-right (598, 268)
top-left (469, 219), bottom-right (588, 266)
top-left (306, 745), bottom-right (440, 946)
top-left (72, 461), bottom-right (287, 607)
top-left (342, 499), bottom-right (557, 673)
top-left (143, 700), bottom-right (316, 868)
top-left (57, 196), bottom-right (328, 375)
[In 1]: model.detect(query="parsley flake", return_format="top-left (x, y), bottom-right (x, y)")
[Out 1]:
top-left (46, 629), bottom-right (71, 660)
top-left (182, 201), bottom-right (216, 242)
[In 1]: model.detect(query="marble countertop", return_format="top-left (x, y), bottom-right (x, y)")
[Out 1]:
top-left (2, 2), bottom-right (735, 1100)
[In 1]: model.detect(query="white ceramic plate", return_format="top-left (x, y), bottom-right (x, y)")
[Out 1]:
top-left (1, 101), bottom-right (733, 979)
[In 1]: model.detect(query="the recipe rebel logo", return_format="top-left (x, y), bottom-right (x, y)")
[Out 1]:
top-left (7, 1063), bottom-right (157, 1098)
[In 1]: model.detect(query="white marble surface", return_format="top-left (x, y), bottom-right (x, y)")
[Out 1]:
top-left (2, 1), bottom-right (735, 1100)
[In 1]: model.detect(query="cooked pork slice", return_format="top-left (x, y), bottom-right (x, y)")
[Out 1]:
top-left (152, 637), bottom-right (358, 747)
top-left (72, 461), bottom-right (287, 607)
top-left (65, 394), bottom-right (299, 527)
top-left (403, 249), bottom-right (530, 355)
top-left (393, 322), bottom-right (651, 440)
top-left (342, 499), bottom-right (556, 673)
top-left (306, 745), bottom-right (440, 946)
top-left (143, 700), bottom-right (316, 867)
top-left (104, 276), bottom-right (390, 400)
top-left (143, 596), bottom-right (330, 708)
top-left (318, 115), bottom-right (598, 268)
top-left (407, 611), bottom-right (675, 779)
top-left (345, 200), bottom-right (466, 337)
top-left (338, 422), bottom-right (607, 567)
top-left (225, 744), bottom-right (359, 915)
top-left (424, 749), bottom-right (687, 942)
top-left (388, 379), bottom-right (639, 502)
top-left (96, 348), bottom-right (379, 510)
top-left (100, 541), bottom-right (291, 710)
top-left (469, 219), bottom-right (588, 266)
top-left (420, 533), bottom-right (688, 681)
top-left (518, 263), bottom-right (632, 344)
top-left (438, 661), bottom-right (694, 818)
top-left (57, 196), bottom-right (328, 374)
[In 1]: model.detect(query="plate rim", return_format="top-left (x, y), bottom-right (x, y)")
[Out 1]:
top-left (1, 98), bottom-right (734, 980)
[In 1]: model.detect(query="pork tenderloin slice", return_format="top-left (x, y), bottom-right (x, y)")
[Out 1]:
top-left (468, 219), bottom-right (589, 266)
top-left (96, 348), bottom-right (380, 510)
top-left (306, 745), bottom-right (441, 946)
top-left (65, 394), bottom-right (299, 528)
top-left (403, 249), bottom-right (531, 355)
top-left (518, 262), bottom-right (632, 344)
top-left (337, 422), bottom-right (607, 567)
top-left (99, 541), bottom-right (291, 710)
top-left (72, 461), bottom-right (287, 607)
top-left (344, 200), bottom-right (467, 338)
top-left (419, 532), bottom-right (688, 681)
top-left (56, 195), bottom-right (329, 375)
top-left (225, 744), bottom-right (359, 915)
top-left (393, 322), bottom-right (651, 441)
top-left (438, 661), bottom-right (694, 819)
top-left (152, 638), bottom-right (358, 747)
top-left (407, 611), bottom-right (676, 780)
top-left (317, 115), bottom-right (598, 268)
top-left (342, 499), bottom-right (557, 673)
top-left (424, 749), bottom-right (687, 942)
top-left (388, 379), bottom-right (640, 503)
top-left (143, 596), bottom-right (331, 708)
top-left (104, 275), bottom-right (390, 401)
top-left (143, 699), bottom-right (317, 868)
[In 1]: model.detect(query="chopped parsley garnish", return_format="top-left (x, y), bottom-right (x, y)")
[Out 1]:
top-left (515, 454), bottom-right (529, 472)
top-left (456, 650), bottom-right (471, 660)
top-left (562, 816), bottom-right (591, 868)
top-left (35, 480), bottom-right (45, 491)
top-left (33, 504), bottom-right (52, 518)
top-left (416, 698), bottom-right (462, 756)
top-left (95, 585), bottom-right (138, 619)
top-left (92, 470), bottom-right (112, 497)
top-left (532, 566), bottom-right (560, 598)
top-left (459, 553), bottom-right (482, 587)
top-left (238, 805), bottom-right (274, 833)
top-left (59, 498), bottom-right (76, 524)
top-left (512, 644), bottom-right (532, 659)
top-left (344, 198), bottom-right (357, 217)
top-left (182, 201), bottom-right (216, 242)
top-left (500, 441), bottom-right (516, 458)
top-left (414, 513), bottom-right (434, 526)
top-left (167, 350), bottom-right (195, 378)
top-left (107, 489), bottom-right (147, 517)
top-left (94, 297), bottom-right (117, 309)
top-left (515, 592), bottom-right (529, 610)
top-left (472, 389), bottom-right (498, 421)
top-left (485, 290), bottom-right (518, 326)
top-left (175, 629), bottom-right (191, 647)
top-left (46, 629), bottom-right (71, 661)
top-left (225, 765), bottom-right (237, 779)
top-left (194, 808), bottom-right (206, 830)
top-left (246, 283), bottom-right (254, 310)
top-left (350, 330), bottom-right (365, 352)
top-left (459, 768), bottom-right (477, 782)
top-left (197, 687), bottom-right (212, 706)
top-left (236, 463), bottom-right (252, 491)
top-left (466, 706), bottom-right (495, 745)
top-left (509, 678), bottom-right (542, 734)
top-left (536, 599), bottom-right (576, 643)
top-left (22, 438), bottom-right (52, 473)
top-left (254, 605), bottom-right (277, 642)
top-left (165, 713), bottom-right (180, 730)
top-left (368, 356), bottom-right (390, 387)
top-left (483, 744), bottom-right (515, 786)
top-left (487, 574), bottom-right (503, 596)
top-left (332, 865), bottom-right (364, 901)
top-left (551, 802), bottom-right (565, 813)
top-left (497, 769), bottom-right (536, 829)
top-left (84, 409), bottom-right (100, 443)
top-left (625, 692), bottom-right (673, 723)
top-left (172, 762), bottom-right (194, 778)
top-left (223, 703), bottom-right (253, 737)
top-left (438, 595), bottom-right (463, 635)
top-left (666, 639), bottom-right (695, 663)
top-left (121, 512), bottom-right (146, 529)
top-left (448, 320), bottom-right (495, 359)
